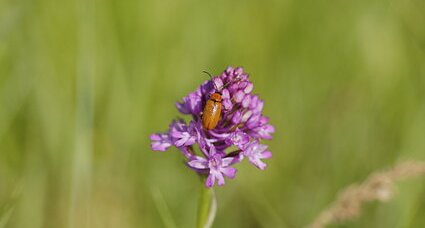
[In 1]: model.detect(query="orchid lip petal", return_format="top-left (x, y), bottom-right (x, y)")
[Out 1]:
top-left (206, 175), bottom-right (215, 188)
top-left (221, 167), bottom-right (237, 178)
top-left (188, 157), bottom-right (208, 169)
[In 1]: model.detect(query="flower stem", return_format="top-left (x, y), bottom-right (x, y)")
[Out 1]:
top-left (196, 179), bottom-right (217, 228)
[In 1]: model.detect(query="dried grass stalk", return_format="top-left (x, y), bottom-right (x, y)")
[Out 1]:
top-left (309, 160), bottom-right (425, 228)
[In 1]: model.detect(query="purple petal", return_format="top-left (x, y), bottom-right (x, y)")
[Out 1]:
top-left (150, 134), bottom-right (161, 141)
top-left (221, 157), bottom-right (235, 166)
top-left (150, 133), bottom-right (172, 151)
top-left (174, 138), bottom-right (187, 147)
top-left (242, 95), bottom-right (251, 108)
top-left (239, 73), bottom-right (249, 81)
top-left (243, 142), bottom-right (271, 170)
top-left (200, 80), bottom-right (215, 96)
top-left (225, 66), bottom-right (234, 75)
top-left (244, 82), bottom-right (253, 93)
top-left (242, 111), bottom-right (253, 122)
top-left (223, 98), bottom-right (232, 110)
top-left (228, 83), bottom-right (239, 93)
top-left (254, 124), bottom-right (275, 140)
top-left (206, 174), bottom-right (215, 188)
top-left (225, 130), bottom-right (250, 149)
top-left (220, 167), bottom-right (237, 179)
top-left (170, 131), bottom-right (184, 138)
top-left (261, 151), bottom-right (272, 159)
top-left (221, 89), bottom-right (230, 99)
top-left (253, 100), bottom-right (264, 113)
top-left (198, 137), bottom-right (212, 156)
top-left (246, 114), bottom-right (261, 129)
top-left (208, 145), bottom-right (217, 155)
top-left (249, 157), bottom-right (268, 170)
top-left (176, 92), bottom-right (202, 115)
top-left (208, 130), bottom-right (231, 140)
top-left (213, 171), bottom-right (225, 186)
top-left (238, 81), bottom-right (248, 89)
top-left (259, 116), bottom-right (269, 125)
top-left (175, 102), bottom-right (190, 115)
top-left (234, 90), bottom-right (245, 103)
top-left (185, 137), bottom-right (196, 145)
top-left (234, 67), bottom-right (243, 76)
top-left (249, 95), bottom-right (259, 109)
top-left (231, 110), bottom-right (242, 124)
top-left (213, 77), bottom-right (223, 90)
top-left (169, 120), bottom-right (197, 147)
top-left (255, 144), bottom-right (268, 153)
top-left (188, 156), bottom-right (208, 169)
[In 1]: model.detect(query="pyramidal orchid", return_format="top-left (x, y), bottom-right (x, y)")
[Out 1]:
top-left (150, 66), bottom-right (275, 188)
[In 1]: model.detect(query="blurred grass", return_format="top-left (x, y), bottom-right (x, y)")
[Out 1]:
top-left (0, 0), bottom-right (425, 227)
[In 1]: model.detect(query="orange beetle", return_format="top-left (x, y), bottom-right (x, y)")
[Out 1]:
top-left (201, 71), bottom-right (227, 130)
top-left (202, 92), bottom-right (223, 130)
top-left (201, 71), bottom-right (238, 130)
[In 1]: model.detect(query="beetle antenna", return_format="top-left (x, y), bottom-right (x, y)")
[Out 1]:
top-left (202, 71), bottom-right (219, 91)
top-left (202, 71), bottom-right (213, 80)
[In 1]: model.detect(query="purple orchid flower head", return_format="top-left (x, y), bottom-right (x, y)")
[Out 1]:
top-left (150, 66), bottom-right (275, 188)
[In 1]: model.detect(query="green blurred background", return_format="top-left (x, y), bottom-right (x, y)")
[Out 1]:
top-left (1, 0), bottom-right (425, 227)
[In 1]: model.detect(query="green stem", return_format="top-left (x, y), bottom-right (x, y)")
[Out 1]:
top-left (196, 178), bottom-right (216, 228)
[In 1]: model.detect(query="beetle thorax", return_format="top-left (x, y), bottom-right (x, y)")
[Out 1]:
top-left (210, 93), bottom-right (222, 102)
